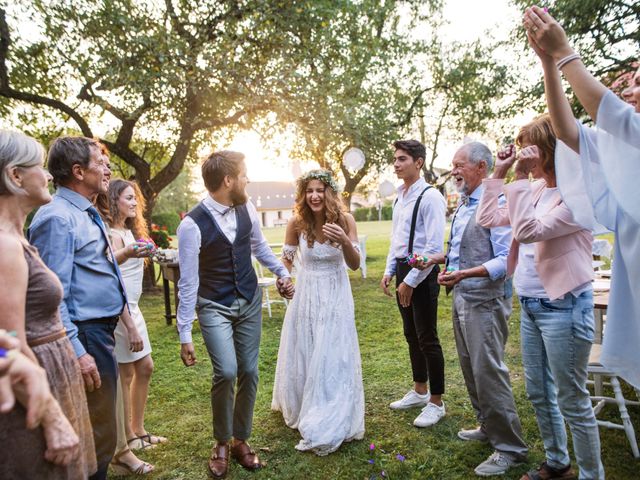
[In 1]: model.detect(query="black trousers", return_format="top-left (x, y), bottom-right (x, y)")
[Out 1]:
top-left (395, 262), bottom-right (445, 395)
top-left (76, 319), bottom-right (118, 480)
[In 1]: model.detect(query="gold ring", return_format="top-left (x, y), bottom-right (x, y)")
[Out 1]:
top-left (531, 26), bottom-right (538, 32)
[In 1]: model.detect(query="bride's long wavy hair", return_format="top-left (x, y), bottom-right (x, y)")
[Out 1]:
top-left (294, 169), bottom-right (348, 247)
top-left (97, 178), bottom-right (149, 241)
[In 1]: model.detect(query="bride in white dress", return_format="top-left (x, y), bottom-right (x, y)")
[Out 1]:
top-left (271, 170), bottom-right (365, 456)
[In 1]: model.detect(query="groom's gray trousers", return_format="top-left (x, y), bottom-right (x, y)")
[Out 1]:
top-left (197, 289), bottom-right (263, 442)
top-left (452, 286), bottom-right (528, 460)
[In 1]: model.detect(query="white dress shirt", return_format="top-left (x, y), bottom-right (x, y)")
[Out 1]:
top-left (176, 195), bottom-right (290, 343)
top-left (384, 177), bottom-right (446, 287)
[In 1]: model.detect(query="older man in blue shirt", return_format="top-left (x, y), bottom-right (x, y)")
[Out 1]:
top-left (421, 142), bottom-right (527, 477)
top-left (29, 136), bottom-right (125, 480)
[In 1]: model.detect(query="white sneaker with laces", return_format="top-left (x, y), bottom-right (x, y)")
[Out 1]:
top-left (412, 401), bottom-right (445, 427)
top-left (389, 389), bottom-right (430, 410)
top-left (457, 427), bottom-right (489, 442)
top-left (474, 451), bottom-right (523, 477)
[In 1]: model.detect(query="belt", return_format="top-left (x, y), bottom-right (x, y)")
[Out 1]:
top-left (73, 316), bottom-right (120, 327)
top-left (28, 329), bottom-right (66, 348)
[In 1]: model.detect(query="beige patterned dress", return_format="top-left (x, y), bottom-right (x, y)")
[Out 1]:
top-left (0, 243), bottom-right (97, 479)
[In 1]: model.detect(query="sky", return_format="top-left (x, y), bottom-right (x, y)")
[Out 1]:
top-left (222, 0), bottom-right (527, 186)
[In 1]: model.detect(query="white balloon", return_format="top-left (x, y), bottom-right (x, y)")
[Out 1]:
top-left (378, 180), bottom-right (395, 198)
top-left (343, 148), bottom-right (365, 171)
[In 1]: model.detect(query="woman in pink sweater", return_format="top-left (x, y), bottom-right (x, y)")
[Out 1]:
top-left (476, 115), bottom-right (603, 480)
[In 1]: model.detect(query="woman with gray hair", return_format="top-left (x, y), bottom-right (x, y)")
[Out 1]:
top-left (0, 129), bottom-right (97, 479)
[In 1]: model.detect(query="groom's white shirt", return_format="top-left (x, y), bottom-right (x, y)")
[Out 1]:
top-left (176, 195), bottom-right (289, 343)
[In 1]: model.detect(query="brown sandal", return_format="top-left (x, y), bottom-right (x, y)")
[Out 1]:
top-left (521, 462), bottom-right (577, 480)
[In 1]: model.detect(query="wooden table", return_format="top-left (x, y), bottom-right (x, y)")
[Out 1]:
top-left (159, 262), bottom-right (180, 325)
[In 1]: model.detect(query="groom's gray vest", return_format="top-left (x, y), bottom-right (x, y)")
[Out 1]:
top-left (451, 205), bottom-right (512, 305)
top-left (186, 202), bottom-right (258, 307)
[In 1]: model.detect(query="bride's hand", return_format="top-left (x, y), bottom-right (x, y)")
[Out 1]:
top-left (322, 223), bottom-right (349, 247)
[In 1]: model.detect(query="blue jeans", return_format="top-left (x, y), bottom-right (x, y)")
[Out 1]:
top-left (520, 291), bottom-right (604, 480)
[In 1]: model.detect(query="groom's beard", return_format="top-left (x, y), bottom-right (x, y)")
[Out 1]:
top-left (230, 185), bottom-right (248, 206)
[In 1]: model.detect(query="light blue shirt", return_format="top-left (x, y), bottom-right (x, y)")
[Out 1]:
top-left (447, 184), bottom-right (511, 280)
top-left (28, 187), bottom-right (125, 357)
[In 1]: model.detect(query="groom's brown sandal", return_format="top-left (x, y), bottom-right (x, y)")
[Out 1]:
top-left (207, 443), bottom-right (230, 478)
top-left (231, 442), bottom-right (264, 470)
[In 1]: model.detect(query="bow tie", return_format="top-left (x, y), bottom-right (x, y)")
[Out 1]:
top-left (217, 206), bottom-right (234, 216)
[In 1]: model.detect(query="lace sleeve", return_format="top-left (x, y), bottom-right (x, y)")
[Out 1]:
top-left (281, 244), bottom-right (298, 262)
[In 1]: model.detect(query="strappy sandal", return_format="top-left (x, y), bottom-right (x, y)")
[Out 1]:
top-left (138, 432), bottom-right (168, 445)
top-left (110, 449), bottom-right (154, 476)
top-left (127, 436), bottom-right (157, 451)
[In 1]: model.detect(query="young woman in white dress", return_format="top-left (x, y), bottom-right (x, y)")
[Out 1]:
top-left (271, 169), bottom-right (365, 456)
top-left (97, 179), bottom-right (166, 473)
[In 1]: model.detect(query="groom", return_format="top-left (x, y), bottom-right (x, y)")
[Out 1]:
top-left (177, 150), bottom-right (293, 478)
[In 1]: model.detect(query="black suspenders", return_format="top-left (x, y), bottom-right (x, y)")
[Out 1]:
top-left (394, 185), bottom-right (433, 254)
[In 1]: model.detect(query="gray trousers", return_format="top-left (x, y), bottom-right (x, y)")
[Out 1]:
top-left (197, 290), bottom-right (262, 443)
top-left (452, 287), bottom-right (528, 459)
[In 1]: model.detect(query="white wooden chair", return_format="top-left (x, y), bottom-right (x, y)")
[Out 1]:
top-left (252, 256), bottom-right (287, 318)
top-left (588, 344), bottom-right (640, 458)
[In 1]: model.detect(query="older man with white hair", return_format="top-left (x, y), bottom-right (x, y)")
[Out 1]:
top-left (417, 142), bottom-right (527, 476)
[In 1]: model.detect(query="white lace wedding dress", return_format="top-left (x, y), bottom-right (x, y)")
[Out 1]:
top-left (271, 237), bottom-right (365, 455)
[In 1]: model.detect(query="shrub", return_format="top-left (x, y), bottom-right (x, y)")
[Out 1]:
top-left (150, 224), bottom-right (173, 248)
top-left (151, 212), bottom-right (181, 234)
top-left (353, 207), bottom-right (369, 222)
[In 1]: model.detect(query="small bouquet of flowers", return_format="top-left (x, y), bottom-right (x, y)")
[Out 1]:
top-left (404, 253), bottom-right (428, 267)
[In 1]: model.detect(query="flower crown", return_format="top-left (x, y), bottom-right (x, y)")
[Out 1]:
top-left (298, 169), bottom-right (340, 192)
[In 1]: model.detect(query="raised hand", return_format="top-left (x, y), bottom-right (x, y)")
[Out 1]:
top-left (523, 6), bottom-right (574, 61)
top-left (515, 145), bottom-right (540, 179)
top-left (493, 144), bottom-right (517, 179)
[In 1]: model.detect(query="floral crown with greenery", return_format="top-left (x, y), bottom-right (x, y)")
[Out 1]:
top-left (298, 169), bottom-right (340, 192)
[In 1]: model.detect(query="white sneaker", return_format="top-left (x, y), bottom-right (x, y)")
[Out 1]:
top-left (389, 390), bottom-right (430, 410)
top-left (413, 401), bottom-right (445, 427)
top-left (474, 451), bottom-right (523, 477)
top-left (457, 427), bottom-right (489, 442)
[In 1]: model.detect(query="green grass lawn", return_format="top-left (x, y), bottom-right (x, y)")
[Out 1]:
top-left (127, 221), bottom-right (638, 479)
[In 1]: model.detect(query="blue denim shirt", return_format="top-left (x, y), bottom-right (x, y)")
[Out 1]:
top-left (447, 184), bottom-right (511, 280)
top-left (28, 187), bottom-right (125, 357)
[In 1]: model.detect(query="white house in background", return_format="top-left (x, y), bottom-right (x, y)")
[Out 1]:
top-left (247, 181), bottom-right (296, 227)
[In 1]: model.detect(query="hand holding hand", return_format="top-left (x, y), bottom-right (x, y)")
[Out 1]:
top-left (180, 343), bottom-right (197, 367)
top-left (493, 144), bottom-right (517, 179)
top-left (276, 277), bottom-right (295, 299)
top-left (322, 222), bottom-right (349, 247)
top-left (77, 353), bottom-right (101, 392)
top-left (380, 275), bottom-right (393, 297)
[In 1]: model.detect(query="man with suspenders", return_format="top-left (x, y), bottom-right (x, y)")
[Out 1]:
top-left (380, 139), bottom-right (447, 428)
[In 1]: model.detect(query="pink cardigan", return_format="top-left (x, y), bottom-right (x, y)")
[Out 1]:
top-left (476, 178), bottom-right (593, 300)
